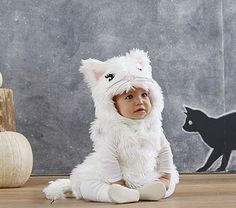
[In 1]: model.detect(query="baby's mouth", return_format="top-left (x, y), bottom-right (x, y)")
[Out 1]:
top-left (134, 108), bottom-right (146, 113)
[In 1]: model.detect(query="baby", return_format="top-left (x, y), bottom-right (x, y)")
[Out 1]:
top-left (43, 49), bottom-right (179, 203)
top-left (113, 88), bottom-right (170, 188)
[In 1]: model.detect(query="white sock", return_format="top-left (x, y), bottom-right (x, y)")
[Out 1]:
top-left (80, 180), bottom-right (112, 202)
top-left (108, 184), bottom-right (139, 204)
top-left (138, 181), bottom-right (166, 201)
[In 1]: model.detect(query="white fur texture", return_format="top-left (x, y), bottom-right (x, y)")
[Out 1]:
top-left (43, 179), bottom-right (71, 200)
top-left (43, 49), bottom-right (179, 201)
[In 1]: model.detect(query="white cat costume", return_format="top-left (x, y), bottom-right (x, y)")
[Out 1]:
top-left (43, 49), bottom-right (179, 203)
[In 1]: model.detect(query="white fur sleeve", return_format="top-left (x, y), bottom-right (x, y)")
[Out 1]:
top-left (158, 133), bottom-right (174, 173)
top-left (99, 139), bottom-right (122, 183)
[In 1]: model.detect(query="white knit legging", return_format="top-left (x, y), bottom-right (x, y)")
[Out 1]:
top-left (79, 179), bottom-right (176, 202)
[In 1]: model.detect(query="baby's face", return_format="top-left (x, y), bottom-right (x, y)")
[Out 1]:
top-left (113, 88), bottom-right (152, 120)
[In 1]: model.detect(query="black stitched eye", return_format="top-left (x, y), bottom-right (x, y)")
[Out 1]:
top-left (138, 68), bottom-right (142, 71)
top-left (105, 73), bottom-right (115, 81)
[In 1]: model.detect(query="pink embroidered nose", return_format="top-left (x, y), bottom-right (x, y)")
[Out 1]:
top-left (124, 74), bottom-right (135, 81)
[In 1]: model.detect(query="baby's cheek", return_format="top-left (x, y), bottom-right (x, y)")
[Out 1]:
top-left (146, 102), bottom-right (152, 112)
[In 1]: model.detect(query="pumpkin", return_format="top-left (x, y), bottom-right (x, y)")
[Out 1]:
top-left (0, 131), bottom-right (33, 187)
top-left (0, 72), bottom-right (2, 87)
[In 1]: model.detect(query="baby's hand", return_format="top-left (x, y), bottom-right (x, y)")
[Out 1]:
top-left (112, 179), bottom-right (126, 186)
top-left (160, 173), bottom-right (171, 189)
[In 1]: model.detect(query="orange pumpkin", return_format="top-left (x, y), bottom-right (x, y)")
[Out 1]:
top-left (0, 131), bottom-right (33, 187)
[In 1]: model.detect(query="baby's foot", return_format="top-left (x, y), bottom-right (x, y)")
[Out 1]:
top-left (108, 184), bottom-right (139, 204)
top-left (138, 181), bottom-right (166, 201)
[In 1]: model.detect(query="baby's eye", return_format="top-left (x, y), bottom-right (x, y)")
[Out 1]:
top-left (125, 95), bottom-right (133, 100)
top-left (142, 92), bottom-right (148, 98)
top-left (138, 68), bottom-right (142, 71)
top-left (105, 73), bottom-right (115, 81)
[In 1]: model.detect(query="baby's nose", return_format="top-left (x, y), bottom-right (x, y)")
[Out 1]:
top-left (135, 96), bottom-right (144, 105)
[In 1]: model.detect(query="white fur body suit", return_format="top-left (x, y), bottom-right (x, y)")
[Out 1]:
top-left (43, 49), bottom-right (179, 200)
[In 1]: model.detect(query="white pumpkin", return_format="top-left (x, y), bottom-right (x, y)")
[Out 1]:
top-left (0, 72), bottom-right (2, 87)
top-left (0, 131), bottom-right (33, 187)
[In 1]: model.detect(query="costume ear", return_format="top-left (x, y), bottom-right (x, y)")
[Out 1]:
top-left (79, 58), bottom-right (106, 88)
top-left (128, 49), bottom-right (151, 68)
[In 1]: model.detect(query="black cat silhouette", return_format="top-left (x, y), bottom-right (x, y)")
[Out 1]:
top-left (183, 106), bottom-right (236, 172)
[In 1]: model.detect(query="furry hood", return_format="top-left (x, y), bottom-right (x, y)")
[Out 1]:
top-left (79, 49), bottom-right (164, 127)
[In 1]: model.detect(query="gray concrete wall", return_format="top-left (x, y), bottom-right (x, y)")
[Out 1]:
top-left (0, 0), bottom-right (235, 174)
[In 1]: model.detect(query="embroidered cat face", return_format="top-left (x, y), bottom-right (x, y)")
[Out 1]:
top-left (79, 49), bottom-right (164, 120)
top-left (80, 49), bottom-right (152, 97)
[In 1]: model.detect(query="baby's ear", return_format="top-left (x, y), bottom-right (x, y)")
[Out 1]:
top-left (79, 58), bottom-right (106, 88)
top-left (128, 49), bottom-right (151, 68)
